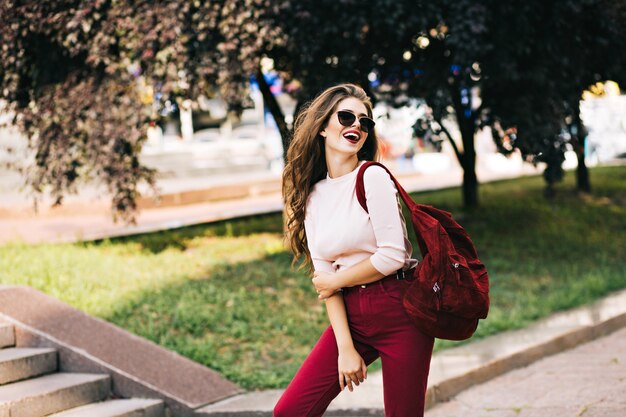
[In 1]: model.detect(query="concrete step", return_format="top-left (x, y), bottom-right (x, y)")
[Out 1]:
top-left (47, 398), bottom-right (165, 417)
top-left (0, 372), bottom-right (110, 417)
top-left (0, 324), bottom-right (14, 348)
top-left (0, 347), bottom-right (58, 385)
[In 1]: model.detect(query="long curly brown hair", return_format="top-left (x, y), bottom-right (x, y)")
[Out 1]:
top-left (282, 83), bottom-right (380, 272)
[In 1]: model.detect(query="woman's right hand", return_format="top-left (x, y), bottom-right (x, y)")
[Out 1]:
top-left (338, 347), bottom-right (367, 391)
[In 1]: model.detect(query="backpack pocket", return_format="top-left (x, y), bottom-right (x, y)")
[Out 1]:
top-left (440, 260), bottom-right (489, 319)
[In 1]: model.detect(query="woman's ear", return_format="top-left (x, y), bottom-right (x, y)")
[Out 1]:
top-left (319, 129), bottom-right (327, 138)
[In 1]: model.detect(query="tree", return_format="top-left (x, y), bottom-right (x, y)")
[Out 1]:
top-left (260, 0), bottom-right (417, 158)
top-left (483, 0), bottom-right (626, 196)
top-left (558, 0), bottom-right (626, 193)
top-left (348, 0), bottom-right (625, 203)
top-left (3, 1), bottom-right (623, 220)
top-left (267, 1), bottom-right (495, 208)
top-left (368, 0), bottom-right (491, 208)
top-left (0, 0), bottom-right (283, 221)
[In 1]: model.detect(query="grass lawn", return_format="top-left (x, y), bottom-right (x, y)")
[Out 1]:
top-left (1, 165), bottom-right (625, 390)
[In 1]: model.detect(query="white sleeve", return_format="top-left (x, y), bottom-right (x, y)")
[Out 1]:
top-left (363, 166), bottom-right (407, 275)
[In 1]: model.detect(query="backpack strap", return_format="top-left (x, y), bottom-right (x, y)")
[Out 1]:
top-left (355, 161), bottom-right (416, 213)
top-left (357, 161), bottom-right (441, 257)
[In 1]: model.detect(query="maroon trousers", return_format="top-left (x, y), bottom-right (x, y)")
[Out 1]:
top-left (274, 276), bottom-right (434, 417)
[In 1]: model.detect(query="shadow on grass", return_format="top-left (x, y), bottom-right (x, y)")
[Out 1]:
top-left (87, 213), bottom-right (285, 254)
top-left (101, 250), bottom-right (328, 390)
top-left (99, 232), bottom-right (626, 391)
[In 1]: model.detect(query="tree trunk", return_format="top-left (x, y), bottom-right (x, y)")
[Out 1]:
top-left (436, 119), bottom-right (463, 164)
top-left (544, 178), bottom-right (557, 199)
top-left (255, 68), bottom-right (291, 162)
top-left (462, 163), bottom-right (479, 208)
top-left (448, 82), bottom-right (479, 208)
top-left (439, 117), bottom-right (479, 207)
top-left (293, 99), bottom-right (307, 125)
top-left (574, 137), bottom-right (591, 193)
top-left (542, 159), bottom-right (561, 199)
top-left (457, 111), bottom-right (479, 207)
top-left (574, 113), bottom-right (591, 193)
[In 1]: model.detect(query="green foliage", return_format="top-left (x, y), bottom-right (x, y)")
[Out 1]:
top-left (2, 1), bottom-right (624, 216)
top-left (482, 0), bottom-right (626, 185)
top-left (1, 166), bottom-right (625, 389)
top-left (268, 1), bottom-right (625, 205)
top-left (0, 0), bottom-right (283, 221)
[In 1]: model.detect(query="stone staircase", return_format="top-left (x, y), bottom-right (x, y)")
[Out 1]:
top-left (0, 322), bottom-right (164, 417)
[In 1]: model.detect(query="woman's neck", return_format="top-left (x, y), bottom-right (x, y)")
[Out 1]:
top-left (326, 155), bottom-right (360, 179)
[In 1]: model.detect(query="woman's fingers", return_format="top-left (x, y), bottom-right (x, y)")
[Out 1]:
top-left (340, 372), bottom-right (364, 391)
top-left (318, 289), bottom-right (333, 300)
top-left (345, 373), bottom-right (354, 391)
top-left (338, 359), bottom-right (368, 391)
top-left (339, 373), bottom-right (353, 391)
top-left (353, 371), bottom-right (363, 384)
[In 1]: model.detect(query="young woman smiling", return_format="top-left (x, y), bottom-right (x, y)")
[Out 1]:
top-left (275, 84), bottom-right (434, 417)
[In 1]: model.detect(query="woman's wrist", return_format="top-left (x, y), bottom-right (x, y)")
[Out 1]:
top-left (333, 271), bottom-right (348, 290)
top-left (337, 342), bottom-right (356, 353)
top-left (332, 259), bottom-right (386, 289)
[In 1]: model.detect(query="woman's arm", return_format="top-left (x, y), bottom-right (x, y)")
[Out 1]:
top-left (324, 292), bottom-right (367, 391)
top-left (314, 166), bottom-right (410, 298)
top-left (313, 258), bottom-right (384, 299)
top-left (313, 166), bottom-right (411, 299)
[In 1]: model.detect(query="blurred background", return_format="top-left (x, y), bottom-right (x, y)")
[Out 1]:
top-left (0, 0), bottom-right (625, 397)
top-left (1, 1), bottom-right (624, 217)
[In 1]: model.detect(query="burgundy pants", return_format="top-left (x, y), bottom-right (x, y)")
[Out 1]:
top-left (274, 275), bottom-right (434, 417)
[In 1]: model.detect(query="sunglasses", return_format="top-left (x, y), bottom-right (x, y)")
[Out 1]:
top-left (336, 110), bottom-right (376, 133)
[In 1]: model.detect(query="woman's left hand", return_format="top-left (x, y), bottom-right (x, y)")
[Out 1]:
top-left (312, 271), bottom-right (340, 300)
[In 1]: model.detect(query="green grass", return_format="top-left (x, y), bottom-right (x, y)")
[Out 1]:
top-left (1, 165), bottom-right (625, 389)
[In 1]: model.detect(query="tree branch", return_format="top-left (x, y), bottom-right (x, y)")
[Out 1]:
top-left (255, 67), bottom-right (291, 161)
top-left (435, 117), bottom-right (464, 167)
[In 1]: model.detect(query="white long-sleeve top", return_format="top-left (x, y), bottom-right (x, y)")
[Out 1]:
top-left (304, 161), bottom-right (418, 276)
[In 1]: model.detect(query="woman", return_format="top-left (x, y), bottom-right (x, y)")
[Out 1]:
top-left (275, 84), bottom-right (434, 417)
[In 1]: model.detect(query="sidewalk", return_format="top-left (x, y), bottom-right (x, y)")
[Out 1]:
top-left (425, 326), bottom-right (626, 417)
top-left (197, 288), bottom-right (626, 416)
top-left (0, 160), bottom-right (545, 244)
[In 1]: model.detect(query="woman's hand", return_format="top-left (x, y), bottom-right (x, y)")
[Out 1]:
top-left (312, 271), bottom-right (340, 300)
top-left (337, 347), bottom-right (367, 392)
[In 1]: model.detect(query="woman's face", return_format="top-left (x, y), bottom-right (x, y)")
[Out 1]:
top-left (320, 97), bottom-right (370, 159)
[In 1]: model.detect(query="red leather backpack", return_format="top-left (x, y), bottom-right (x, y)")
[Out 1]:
top-left (356, 162), bottom-right (490, 340)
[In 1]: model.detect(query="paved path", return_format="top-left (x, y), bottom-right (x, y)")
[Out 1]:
top-left (425, 327), bottom-right (626, 417)
top-left (0, 159), bottom-right (546, 244)
top-left (195, 289), bottom-right (626, 416)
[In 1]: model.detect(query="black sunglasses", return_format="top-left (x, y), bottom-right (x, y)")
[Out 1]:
top-left (336, 110), bottom-right (376, 133)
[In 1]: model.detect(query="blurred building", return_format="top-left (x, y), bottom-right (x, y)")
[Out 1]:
top-left (580, 82), bottom-right (626, 163)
